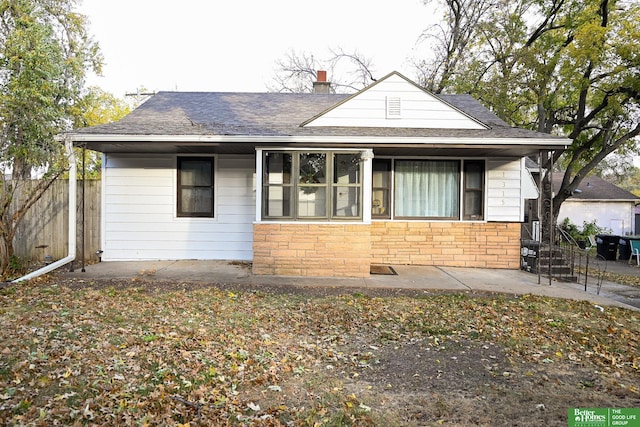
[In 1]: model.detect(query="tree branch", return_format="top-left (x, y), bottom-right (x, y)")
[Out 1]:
top-left (525, 0), bottom-right (566, 46)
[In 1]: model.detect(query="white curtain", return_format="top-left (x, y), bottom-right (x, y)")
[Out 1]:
top-left (395, 160), bottom-right (459, 217)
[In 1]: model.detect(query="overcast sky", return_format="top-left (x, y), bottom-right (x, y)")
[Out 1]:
top-left (78, 0), bottom-right (435, 96)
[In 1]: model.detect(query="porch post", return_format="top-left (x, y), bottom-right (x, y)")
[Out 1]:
top-left (361, 149), bottom-right (374, 224)
top-left (255, 148), bottom-right (263, 222)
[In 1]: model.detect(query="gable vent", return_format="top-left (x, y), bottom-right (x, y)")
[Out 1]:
top-left (386, 96), bottom-right (402, 119)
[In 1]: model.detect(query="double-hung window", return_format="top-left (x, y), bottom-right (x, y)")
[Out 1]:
top-left (372, 160), bottom-right (391, 219)
top-left (177, 157), bottom-right (215, 218)
top-left (463, 160), bottom-right (484, 220)
top-left (372, 158), bottom-right (485, 220)
top-left (263, 151), bottom-right (362, 220)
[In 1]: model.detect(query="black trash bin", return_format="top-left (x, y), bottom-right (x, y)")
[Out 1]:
top-left (619, 237), bottom-right (631, 260)
top-left (619, 236), bottom-right (640, 261)
top-left (596, 234), bottom-right (619, 260)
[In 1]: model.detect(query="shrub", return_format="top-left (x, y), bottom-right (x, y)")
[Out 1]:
top-left (559, 218), bottom-right (609, 243)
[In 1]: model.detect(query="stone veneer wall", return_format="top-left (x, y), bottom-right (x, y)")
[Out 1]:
top-left (253, 222), bottom-right (521, 277)
top-left (253, 223), bottom-right (371, 277)
top-left (370, 222), bottom-right (521, 269)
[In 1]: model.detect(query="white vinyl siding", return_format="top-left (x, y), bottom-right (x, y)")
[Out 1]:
top-left (486, 158), bottom-right (525, 222)
top-left (304, 74), bottom-right (486, 129)
top-left (101, 153), bottom-right (255, 261)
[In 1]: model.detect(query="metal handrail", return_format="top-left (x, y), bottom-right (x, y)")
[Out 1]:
top-left (522, 225), bottom-right (605, 293)
top-left (555, 225), bottom-right (582, 249)
top-left (522, 223), bottom-right (535, 241)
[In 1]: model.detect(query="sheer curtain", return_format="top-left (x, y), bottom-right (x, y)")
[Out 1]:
top-left (395, 160), bottom-right (459, 217)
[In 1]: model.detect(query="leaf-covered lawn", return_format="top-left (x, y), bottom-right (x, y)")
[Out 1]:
top-left (1, 278), bottom-right (638, 426)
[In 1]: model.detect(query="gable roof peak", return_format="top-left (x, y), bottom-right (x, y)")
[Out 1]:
top-left (301, 70), bottom-right (489, 130)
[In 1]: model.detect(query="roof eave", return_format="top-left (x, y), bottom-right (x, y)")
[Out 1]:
top-left (68, 133), bottom-right (568, 147)
top-left (565, 198), bottom-right (640, 203)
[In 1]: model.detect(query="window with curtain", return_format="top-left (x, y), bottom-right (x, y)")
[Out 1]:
top-left (372, 158), bottom-right (484, 220)
top-left (395, 160), bottom-right (460, 218)
top-left (263, 151), bottom-right (362, 220)
top-left (177, 157), bottom-right (215, 217)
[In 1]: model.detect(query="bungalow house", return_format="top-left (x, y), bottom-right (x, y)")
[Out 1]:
top-left (68, 71), bottom-right (568, 278)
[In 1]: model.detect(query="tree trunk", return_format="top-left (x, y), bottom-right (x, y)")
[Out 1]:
top-left (0, 228), bottom-right (16, 277)
top-left (11, 156), bottom-right (32, 181)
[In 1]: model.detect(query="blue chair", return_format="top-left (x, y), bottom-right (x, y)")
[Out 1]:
top-left (629, 240), bottom-right (640, 267)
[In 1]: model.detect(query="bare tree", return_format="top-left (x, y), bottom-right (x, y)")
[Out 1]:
top-left (268, 51), bottom-right (321, 93)
top-left (269, 48), bottom-right (378, 93)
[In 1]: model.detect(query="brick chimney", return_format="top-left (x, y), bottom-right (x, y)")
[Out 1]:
top-left (313, 70), bottom-right (331, 94)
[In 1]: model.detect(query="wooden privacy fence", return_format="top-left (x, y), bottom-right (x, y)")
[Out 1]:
top-left (13, 179), bottom-right (101, 264)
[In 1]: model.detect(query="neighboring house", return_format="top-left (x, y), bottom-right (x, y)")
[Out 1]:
top-left (68, 71), bottom-right (567, 277)
top-left (554, 175), bottom-right (640, 236)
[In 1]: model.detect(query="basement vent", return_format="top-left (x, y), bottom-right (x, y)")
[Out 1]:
top-left (386, 96), bottom-right (402, 119)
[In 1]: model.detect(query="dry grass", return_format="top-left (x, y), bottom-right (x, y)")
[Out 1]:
top-left (0, 276), bottom-right (638, 426)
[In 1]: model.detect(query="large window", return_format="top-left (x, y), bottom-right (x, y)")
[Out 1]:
top-left (396, 160), bottom-right (460, 218)
top-left (263, 151), bottom-right (362, 220)
top-left (177, 157), bottom-right (215, 218)
top-left (372, 158), bottom-right (485, 220)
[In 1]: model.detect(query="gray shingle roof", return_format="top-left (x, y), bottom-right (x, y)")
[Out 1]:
top-left (553, 175), bottom-right (639, 201)
top-left (73, 91), bottom-right (564, 141)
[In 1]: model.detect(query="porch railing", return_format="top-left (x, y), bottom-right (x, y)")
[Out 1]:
top-left (521, 225), bottom-right (607, 294)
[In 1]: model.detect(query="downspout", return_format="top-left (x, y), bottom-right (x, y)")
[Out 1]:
top-left (81, 145), bottom-right (86, 272)
top-left (12, 135), bottom-right (76, 282)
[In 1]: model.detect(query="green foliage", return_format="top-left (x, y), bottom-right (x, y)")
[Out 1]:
top-left (0, 254), bottom-right (37, 280)
top-left (420, 0), bottom-right (640, 217)
top-left (560, 217), bottom-right (609, 242)
top-left (559, 218), bottom-right (581, 241)
top-left (65, 86), bottom-right (131, 179)
top-left (7, 255), bottom-right (26, 276)
top-left (0, 0), bottom-right (102, 275)
top-left (75, 86), bottom-right (131, 128)
top-left (0, 0), bottom-right (102, 176)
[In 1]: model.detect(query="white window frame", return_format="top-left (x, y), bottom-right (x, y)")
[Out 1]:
top-left (256, 148), bottom-right (373, 223)
top-left (371, 157), bottom-right (486, 221)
